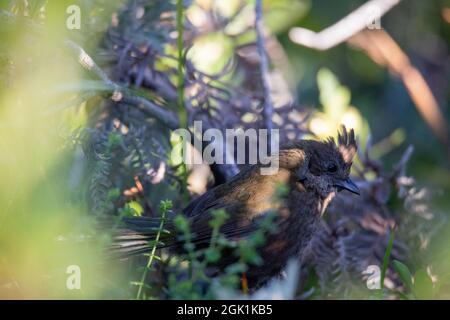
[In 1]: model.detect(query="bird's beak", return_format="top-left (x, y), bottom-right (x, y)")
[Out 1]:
top-left (334, 178), bottom-right (360, 195)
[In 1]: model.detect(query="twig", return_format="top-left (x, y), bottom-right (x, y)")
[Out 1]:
top-left (176, 0), bottom-right (187, 129)
top-left (392, 145), bottom-right (414, 178)
top-left (121, 95), bottom-right (179, 129)
top-left (289, 0), bottom-right (401, 50)
top-left (65, 40), bottom-right (180, 129)
top-left (176, 0), bottom-right (190, 203)
top-left (255, 0), bottom-right (274, 149)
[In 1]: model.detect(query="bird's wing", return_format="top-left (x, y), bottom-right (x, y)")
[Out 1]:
top-left (182, 165), bottom-right (256, 218)
top-left (178, 164), bottom-right (273, 249)
top-left (182, 187), bottom-right (224, 218)
top-left (185, 208), bottom-right (259, 249)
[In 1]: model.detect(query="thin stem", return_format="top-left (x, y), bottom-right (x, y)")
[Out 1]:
top-left (66, 40), bottom-right (180, 129)
top-left (176, 0), bottom-right (190, 203)
top-left (255, 0), bottom-right (274, 152)
top-left (176, 0), bottom-right (187, 129)
top-left (136, 209), bottom-right (167, 300)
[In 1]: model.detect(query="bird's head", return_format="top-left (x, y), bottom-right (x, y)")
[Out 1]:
top-left (278, 126), bottom-right (359, 199)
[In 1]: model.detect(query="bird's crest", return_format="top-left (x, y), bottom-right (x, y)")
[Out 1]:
top-left (336, 125), bottom-right (357, 164)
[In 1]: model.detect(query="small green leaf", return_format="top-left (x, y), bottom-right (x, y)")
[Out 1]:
top-left (225, 262), bottom-right (247, 275)
top-left (204, 248), bottom-right (221, 263)
top-left (209, 209), bottom-right (229, 228)
top-left (174, 214), bottom-right (189, 232)
top-left (159, 199), bottom-right (173, 212)
top-left (107, 132), bottom-right (123, 149)
top-left (107, 188), bottom-right (121, 201)
top-left (380, 229), bottom-right (395, 291)
top-left (128, 201), bottom-right (143, 217)
top-left (393, 260), bottom-right (413, 291)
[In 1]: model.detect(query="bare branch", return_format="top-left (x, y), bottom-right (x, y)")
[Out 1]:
top-left (393, 145), bottom-right (414, 178)
top-left (289, 0), bottom-right (401, 50)
top-left (65, 40), bottom-right (180, 129)
top-left (255, 0), bottom-right (274, 145)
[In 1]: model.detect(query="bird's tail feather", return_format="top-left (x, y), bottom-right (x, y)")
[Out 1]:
top-left (109, 217), bottom-right (176, 258)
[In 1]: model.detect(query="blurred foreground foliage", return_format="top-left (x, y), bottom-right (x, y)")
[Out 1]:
top-left (0, 0), bottom-right (449, 299)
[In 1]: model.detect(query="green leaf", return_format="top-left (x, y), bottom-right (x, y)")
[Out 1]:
top-left (393, 260), bottom-right (413, 292)
top-left (174, 214), bottom-right (189, 232)
top-left (107, 188), bottom-right (121, 201)
top-left (317, 68), bottom-right (350, 118)
top-left (209, 209), bottom-right (229, 228)
top-left (159, 199), bottom-right (173, 212)
top-left (128, 201), bottom-right (144, 217)
top-left (204, 248), bottom-right (221, 263)
top-left (225, 262), bottom-right (247, 275)
top-left (107, 132), bottom-right (123, 149)
top-left (380, 229), bottom-right (395, 291)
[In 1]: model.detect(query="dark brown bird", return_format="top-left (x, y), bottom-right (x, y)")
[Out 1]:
top-left (113, 126), bottom-right (359, 288)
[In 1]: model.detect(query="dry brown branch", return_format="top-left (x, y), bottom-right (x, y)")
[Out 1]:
top-left (348, 30), bottom-right (450, 159)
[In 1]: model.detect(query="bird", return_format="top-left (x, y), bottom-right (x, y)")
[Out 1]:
top-left (112, 126), bottom-right (359, 289)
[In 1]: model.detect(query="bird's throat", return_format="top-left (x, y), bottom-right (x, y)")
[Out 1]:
top-left (318, 191), bottom-right (336, 216)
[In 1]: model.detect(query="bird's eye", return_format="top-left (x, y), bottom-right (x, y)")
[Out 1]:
top-left (327, 164), bottom-right (337, 173)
